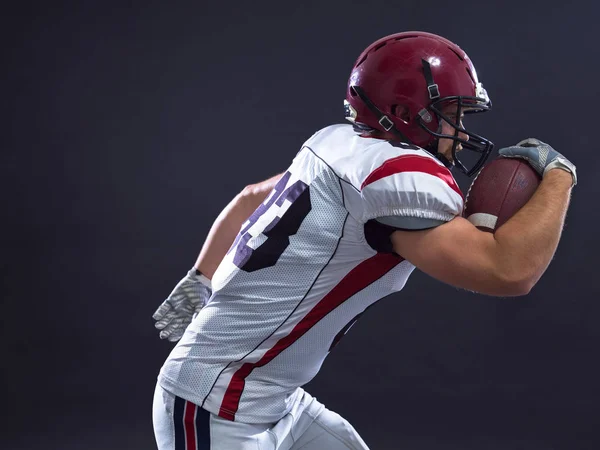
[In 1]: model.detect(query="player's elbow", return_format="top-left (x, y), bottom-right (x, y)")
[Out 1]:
top-left (240, 179), bottom-right (277, 201)
top-left (238, 182), bottom-right (273, 215)
top-left (478, 280), bottom-right (529, 297)
top-left (240, 183), bottom-right (262, 199)
top-left (512, 273), bottom-right (542, 296)
top-left (237, 184), bottom-right (260, 213)
top-left (492, 268), bottom-right (536, 297)
top-left (503, 278), bottom-right (534, 297)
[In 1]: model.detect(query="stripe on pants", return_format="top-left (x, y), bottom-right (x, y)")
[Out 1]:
top-left (174, 396), bottom-right (211, 449)
top-left (184, 400), bottom-right (198, 450)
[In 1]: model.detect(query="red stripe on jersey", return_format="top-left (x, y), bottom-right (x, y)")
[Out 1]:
top-left (184, 401), bottom-right (197, 450)
top-left (218, 252), bottom-right (403, 420)
top-left (361, 154), bottom-right (463, 199)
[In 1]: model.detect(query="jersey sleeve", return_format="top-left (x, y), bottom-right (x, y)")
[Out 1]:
top-left (355, 153), bottom-right (464, 226)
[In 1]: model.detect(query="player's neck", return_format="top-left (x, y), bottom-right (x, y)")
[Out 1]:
top-left (360, 131), bottom-right (395, 141)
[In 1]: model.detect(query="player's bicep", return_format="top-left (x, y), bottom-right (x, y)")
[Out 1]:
top-left (390, 216), bottom-right (523, 296)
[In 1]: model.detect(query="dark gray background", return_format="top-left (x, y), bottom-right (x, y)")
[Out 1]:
top-left (3, 1), bottom-right (600, 449)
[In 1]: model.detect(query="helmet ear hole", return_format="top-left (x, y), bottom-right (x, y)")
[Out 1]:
top-left (349, 87), bottom-right (358, 97)
top-left (391, 104), bottom-right (411, 124)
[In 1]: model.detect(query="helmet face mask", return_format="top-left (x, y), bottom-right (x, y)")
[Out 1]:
top-left (423, 95), bottom-right (493, 176)
top-left (344, 31), bottom-right (494, 177)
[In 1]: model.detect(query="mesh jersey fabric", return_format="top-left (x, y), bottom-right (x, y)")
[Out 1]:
top-left (158, 124), bottom-right (464, 423)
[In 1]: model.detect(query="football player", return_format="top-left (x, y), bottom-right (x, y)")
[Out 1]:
top-left (152, 31), bottom-right (576, 449)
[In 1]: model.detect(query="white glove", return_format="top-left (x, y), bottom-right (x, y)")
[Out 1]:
top-left (153, 269), bottom-right (212, 342)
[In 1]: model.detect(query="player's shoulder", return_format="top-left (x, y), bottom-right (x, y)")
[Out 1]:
top-left (358, 142), bottom-right (463, 224)
top-left (299, 124), bottom-right (463, 224)
top-left (302, 124), bottom-right (357, 150)
top-left (360, 141), bottom-right (458, 194)
top-left (357, 140), bottom-right (450, 189)
top-left (300, 124), bottom-right (439, 186)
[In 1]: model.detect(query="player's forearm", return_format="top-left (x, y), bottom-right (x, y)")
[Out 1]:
top-left (194, 174), bottom-right (282, 279)
top-left (492, 169), bottom-right (573, 291)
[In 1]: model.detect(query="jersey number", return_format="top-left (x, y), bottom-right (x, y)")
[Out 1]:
top-left (231, 171), bottom-right (311, 272)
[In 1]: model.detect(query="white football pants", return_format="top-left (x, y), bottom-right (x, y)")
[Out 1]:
top-left (153, 382), bottom-right (369, 449)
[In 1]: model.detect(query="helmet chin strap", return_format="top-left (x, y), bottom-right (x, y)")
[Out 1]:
top-left (421, 60), bottom-right (454, 170)
top-left (352, 81), bottom-right (453, 170)
top-left (425, 139), bottom-right (454, 170)
top-left (435, 152), bottom-right (454, 169)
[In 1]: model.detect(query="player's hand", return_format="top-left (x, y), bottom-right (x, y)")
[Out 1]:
top-left (153, 269), bottom-right (212, 342)
top-left (498, 138), bottom-right (577, 186)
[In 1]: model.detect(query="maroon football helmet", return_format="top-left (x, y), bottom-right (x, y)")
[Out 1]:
top-left (344, 31), bottom-right (493, 176)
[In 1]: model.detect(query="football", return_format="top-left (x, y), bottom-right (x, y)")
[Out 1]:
top-left (464, 158), bottom-right (541, 232)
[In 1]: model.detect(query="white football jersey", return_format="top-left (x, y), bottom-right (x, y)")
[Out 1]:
top-left (158, 124), bottom-right (464, 423)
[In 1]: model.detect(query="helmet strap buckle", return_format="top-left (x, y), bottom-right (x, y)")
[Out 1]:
top-left (422, 59), bottom-right (441, 100)
top-left (351, 85), bottom-right (410, 142)
top-left (427, 83), bottom-right (440, 100)
top-left (378, 115), bottom-right (394, 131)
